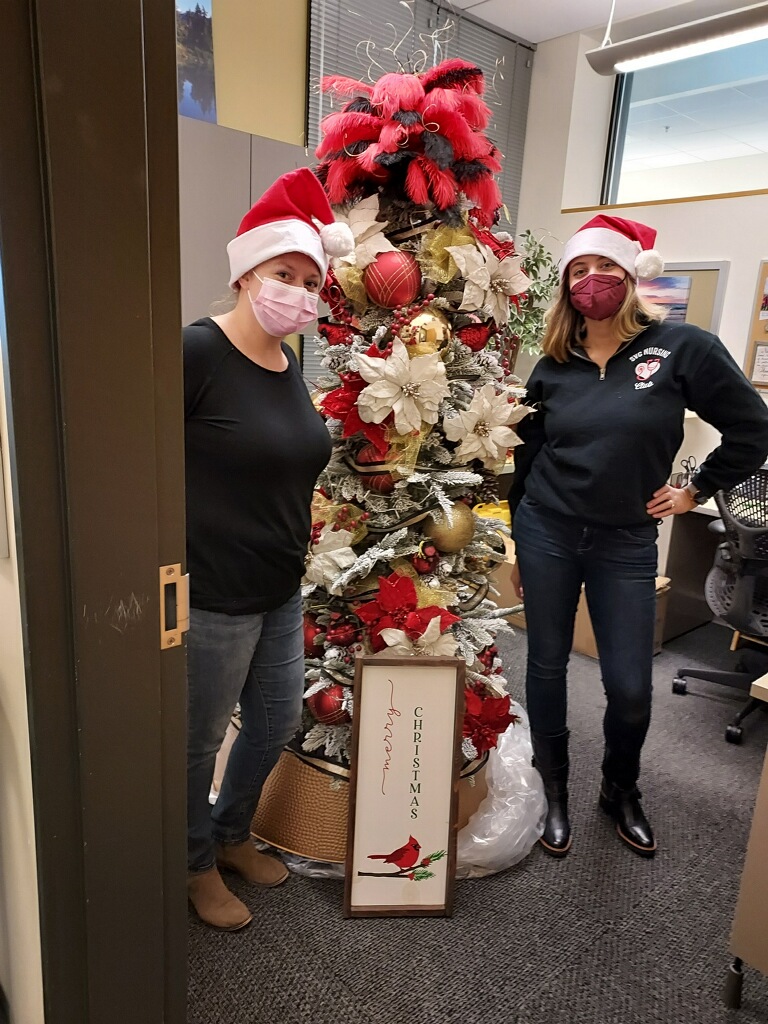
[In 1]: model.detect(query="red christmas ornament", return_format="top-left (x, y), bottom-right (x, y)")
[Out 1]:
top-left (306, 684), bottom-right (351, 725)
top-left (356, 443), bottom-right (396, 495)
top-left (363, 251), bottom-right (421, 309)
top-left (303, 614), bottom-right (324, 658)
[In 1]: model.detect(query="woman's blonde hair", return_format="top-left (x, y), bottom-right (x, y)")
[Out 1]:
top-left (541, 275), bottom-right (664, 363)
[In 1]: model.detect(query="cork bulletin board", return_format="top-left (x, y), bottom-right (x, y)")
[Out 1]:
top-left (745, 261), bottom-right (768, 391)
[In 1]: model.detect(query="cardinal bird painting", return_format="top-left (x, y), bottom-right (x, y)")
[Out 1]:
top-left (368, 836), bottom-right (421, 871)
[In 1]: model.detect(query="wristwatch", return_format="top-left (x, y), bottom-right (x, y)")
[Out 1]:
top-left (685, 481), bottom-right (710, 506)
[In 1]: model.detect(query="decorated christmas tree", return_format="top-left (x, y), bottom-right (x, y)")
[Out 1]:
top-left (252, 56), bottom-right (551, 872)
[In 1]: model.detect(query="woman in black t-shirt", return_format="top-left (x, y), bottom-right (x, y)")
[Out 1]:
top-left (184, 169), bottom-right (352, 930)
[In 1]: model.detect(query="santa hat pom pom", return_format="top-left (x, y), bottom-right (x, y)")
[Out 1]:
top-left (635, 249), bottom-right (663, 281)
top-left (320, 221), bottom-right (355, 257)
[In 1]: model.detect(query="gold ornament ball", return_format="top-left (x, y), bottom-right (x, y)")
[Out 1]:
top-left (423, 502), bottom-right (475, 552)
top-left (399, 309), bottom-right (452, 356)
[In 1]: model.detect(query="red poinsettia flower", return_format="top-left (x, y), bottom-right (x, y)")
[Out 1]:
top-left (356, 572), bottom-right (459, 652)
top-left (321, 372), bottom-right (390, 456)
top-left (463, 686), bottom-right (520, 754)
top-left (456, 321), bottom-right (496, 352)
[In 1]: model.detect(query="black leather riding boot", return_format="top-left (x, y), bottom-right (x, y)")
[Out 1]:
top-left (531, 730), bottom-right (572, 857)
top-left (599, 776), bottom-right (657, 857)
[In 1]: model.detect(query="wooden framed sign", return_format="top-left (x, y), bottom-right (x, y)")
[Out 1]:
top-left (344, 656), bottom-right (465, 918)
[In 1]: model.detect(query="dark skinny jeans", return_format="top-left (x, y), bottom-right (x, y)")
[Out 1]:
top-left (513, 496), bottom-right (658, 789)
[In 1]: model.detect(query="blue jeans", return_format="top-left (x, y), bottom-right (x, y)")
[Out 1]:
top-left (186, 591), bottom-right (304, 873)
top-left (514, 497), bottom-right (658, 789)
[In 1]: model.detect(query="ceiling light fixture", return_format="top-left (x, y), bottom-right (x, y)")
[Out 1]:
top-left (586, 1), bottom-right (768, 76)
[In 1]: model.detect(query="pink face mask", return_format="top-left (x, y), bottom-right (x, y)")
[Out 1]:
top-left (249, 275), bottom-right (319, 337)
top-left (569, 273), bottom-right (627, 321)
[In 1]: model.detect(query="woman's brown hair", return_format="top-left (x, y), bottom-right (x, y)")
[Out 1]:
top-left (540, 276), bottom-right (664, 363)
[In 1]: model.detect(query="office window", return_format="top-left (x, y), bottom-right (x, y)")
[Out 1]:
top-left (604, 37), bottom-right (768, 205)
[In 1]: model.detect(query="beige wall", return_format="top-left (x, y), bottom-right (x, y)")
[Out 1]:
top-left (0, 358), bottom-right (44, 1021)
top-left (212, 0), bottom-right (308, 145)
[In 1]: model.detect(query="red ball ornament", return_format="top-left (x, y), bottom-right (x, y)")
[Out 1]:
top-left (363, 251), bottom-right (421, 309)
top-left (356, 443), bottom-right (396, 495)
top-left (303, 614), bottom-right (324, 658)
top-left (306, 684), bottom-right (351, 725)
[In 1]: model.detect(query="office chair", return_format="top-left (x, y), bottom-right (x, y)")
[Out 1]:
top-left (673, 468), bottom-right (768, 744)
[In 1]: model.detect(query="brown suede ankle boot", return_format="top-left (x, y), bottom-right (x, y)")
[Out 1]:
top-left (215, 839), bottom-right (289, 887)
top-left (187, 867), bottom-right (252, 930)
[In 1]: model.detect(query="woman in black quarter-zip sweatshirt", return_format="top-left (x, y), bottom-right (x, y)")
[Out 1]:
top-left (508, 215), bottom-right (768, 860)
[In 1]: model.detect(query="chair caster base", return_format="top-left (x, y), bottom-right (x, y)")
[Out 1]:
top-left (672, 678), bottom-right (688, 695)
top-left (725, 724), bottom-right (744, 745)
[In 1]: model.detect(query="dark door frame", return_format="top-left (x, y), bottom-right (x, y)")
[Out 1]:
top-left (0, 1), bottom-right (187, 1021)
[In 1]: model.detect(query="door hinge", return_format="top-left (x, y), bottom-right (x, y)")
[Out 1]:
top-left (159, 563), bottom-right (190, 650)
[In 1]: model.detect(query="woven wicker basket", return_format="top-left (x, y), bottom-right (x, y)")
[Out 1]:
top-left (251, 747), bottom-right (488, 864)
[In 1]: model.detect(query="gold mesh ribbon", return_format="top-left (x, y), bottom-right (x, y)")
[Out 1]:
top-left (334, 265), bottom-right (368, 312)
top-left (417, 224), bottom-right (476, 283)
top-left (386, 424), bottom-right (431, 480)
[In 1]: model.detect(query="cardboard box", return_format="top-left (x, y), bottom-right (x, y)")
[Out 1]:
top-left (490, 537), bottom-right (671, 658)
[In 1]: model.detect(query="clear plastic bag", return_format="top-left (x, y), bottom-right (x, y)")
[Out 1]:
top-left (455, 701), bottom-right (546, 878)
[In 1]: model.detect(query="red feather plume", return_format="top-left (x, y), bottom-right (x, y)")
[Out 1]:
top-left (462, 175), bottom-right (503, 225)
top-left (420, 107), bottom-right (490, 161)
top-left (412, 156), bottom-right (457, 210)
top-left (325, 158), bottom-right (365, 205)
top-left (420, 58), bottom-right (484, 95)
top-left (321, 74), bottom-right (373, 99)
top-left (371, 73), bottom-right (426, 118)
top-left (405, 159), bottom-right (431, 206)
top-left (316, 111), bottom-right (384, 159)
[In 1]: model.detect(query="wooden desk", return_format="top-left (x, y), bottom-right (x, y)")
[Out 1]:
top-left (726, 674), bottom-right (768, 1007)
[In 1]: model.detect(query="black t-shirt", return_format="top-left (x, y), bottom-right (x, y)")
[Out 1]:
top-left (184, 317), bottom-right (332, 614)
top-left (509, 321), bottom-right (768, 529)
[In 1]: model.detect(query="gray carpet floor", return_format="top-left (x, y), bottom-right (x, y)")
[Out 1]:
top-left (188, 622), bottom-right (768, 1024)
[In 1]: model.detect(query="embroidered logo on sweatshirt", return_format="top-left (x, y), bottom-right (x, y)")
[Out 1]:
top-left (629, 346), bottom-right (670, 390)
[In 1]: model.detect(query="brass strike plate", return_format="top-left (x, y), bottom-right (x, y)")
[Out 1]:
top-left (159, 563), bottom-right (190, 650)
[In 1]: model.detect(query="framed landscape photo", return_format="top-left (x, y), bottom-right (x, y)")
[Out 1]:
top-left (745, 261), bottom-right (768, 391)
top-left (636, 261), bottom-right (728, 334)
top-left (344, 656), bottom-right (465, 918)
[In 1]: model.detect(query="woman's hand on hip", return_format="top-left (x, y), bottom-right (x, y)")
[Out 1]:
top-left (646, 484), bottom-right (696, 519)
top-left (510, 560), bottom-right (524, 600)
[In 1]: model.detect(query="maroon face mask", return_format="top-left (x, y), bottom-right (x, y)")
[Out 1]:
top-left (569, 273), bottom-right (627, 321)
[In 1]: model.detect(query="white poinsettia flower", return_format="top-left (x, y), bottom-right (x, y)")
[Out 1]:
top-left (355, 339), bottom-right (451, 435)
top-left (379, 616), bottom-right (458, 657)
top-left (443, 383), bottom-right (532, 469)
top-left (446, 242), bottom-right (531, 326)
top-left (303, 525), bottom-right (357, 594)
top-left (333, 195), bottom-right (398, 270)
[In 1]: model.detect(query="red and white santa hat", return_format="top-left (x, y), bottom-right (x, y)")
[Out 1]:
top-left (226, 167), bottom-right (354, 288)
top-left (559, 215), bottom-right (664, 282)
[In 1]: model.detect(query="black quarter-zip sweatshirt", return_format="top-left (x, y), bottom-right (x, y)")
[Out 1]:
top-left (509, 320), bottom-right (768, 530)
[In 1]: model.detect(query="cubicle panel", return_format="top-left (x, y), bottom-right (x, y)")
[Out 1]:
top-left (250, 134), bottom-right (310, 203)
top-left (178, 116), bottom-right (251, 324)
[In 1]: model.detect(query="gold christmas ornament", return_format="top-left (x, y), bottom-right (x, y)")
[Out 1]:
top-left (399, 308), bottom-right (452, 358)
top-left (423, 501), bottom-right (476, 552)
